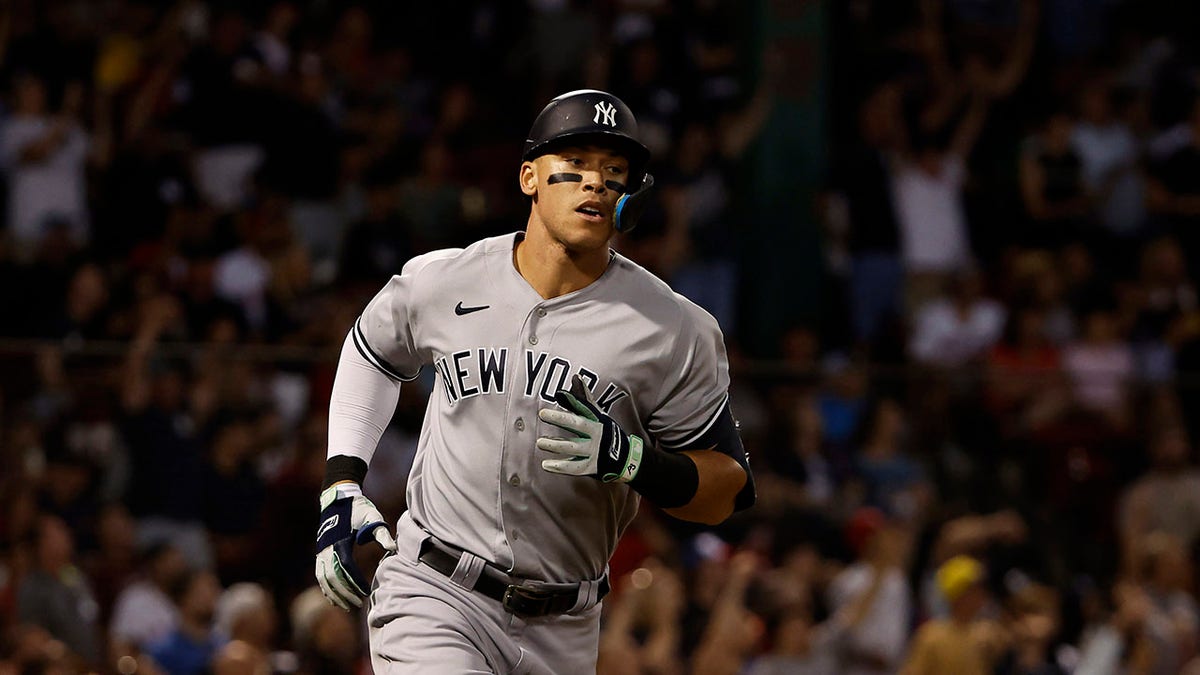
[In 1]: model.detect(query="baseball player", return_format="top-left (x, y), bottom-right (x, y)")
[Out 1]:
top-left (314, 89), bottom-right (756, 674)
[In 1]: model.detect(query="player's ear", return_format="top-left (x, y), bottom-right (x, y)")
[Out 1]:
top-left (519, 161), bottom-right (537, 198)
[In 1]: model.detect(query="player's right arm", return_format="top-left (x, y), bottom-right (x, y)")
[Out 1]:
top-left (315, 257), bottom-right (434, 609)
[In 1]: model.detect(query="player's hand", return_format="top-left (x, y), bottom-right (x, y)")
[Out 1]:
top-left (538, 374), bottom-right (644, 483)
top-left (314, 483), bottom-right (396, 610)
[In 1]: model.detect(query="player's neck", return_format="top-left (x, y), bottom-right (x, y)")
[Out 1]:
top-left (515, 226), bottom-right (610, 300)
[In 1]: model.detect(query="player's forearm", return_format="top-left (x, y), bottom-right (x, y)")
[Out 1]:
top-left (327, 330), bottom-right (402, 477)
top-left (662, 449), bottom-right (746, 525)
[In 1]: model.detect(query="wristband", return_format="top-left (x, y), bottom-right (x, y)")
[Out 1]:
top-left (629, 446), bottom-right (699, 508)
top-left (323, 455), bottom-right (368, 489)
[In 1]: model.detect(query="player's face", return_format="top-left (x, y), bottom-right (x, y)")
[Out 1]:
top-left (521, 145), bottom-right (631, 252)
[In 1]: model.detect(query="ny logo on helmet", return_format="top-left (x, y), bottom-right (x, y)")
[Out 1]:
top-left (593, 101), bottom-right (617, 127)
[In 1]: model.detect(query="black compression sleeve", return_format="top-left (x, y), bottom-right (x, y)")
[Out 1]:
top-left (628, 446), bottom-right (699, 508)
top-left (323, 455), bottom-right (369, 489)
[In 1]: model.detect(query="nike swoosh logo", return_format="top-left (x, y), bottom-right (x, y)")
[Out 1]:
top-left (608, 437), bottom-right (621, 462)
top-left (455, 302), bottom-right (490, 316)
top-left (317, 514), bottom-right (339, 541)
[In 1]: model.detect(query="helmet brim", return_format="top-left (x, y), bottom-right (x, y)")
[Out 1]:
top-left (522, 130), bottom-right (650, 169)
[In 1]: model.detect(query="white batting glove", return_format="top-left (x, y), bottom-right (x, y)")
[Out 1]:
top-left (537, 374), bottom-right (644, 483)
top-left (314, 483), bottom-right (396, 610)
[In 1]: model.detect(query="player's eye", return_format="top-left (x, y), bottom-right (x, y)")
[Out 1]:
top-left (607, 166), bottom-right (625, 174)
top-left (568, 158), bottom-right (583, 166)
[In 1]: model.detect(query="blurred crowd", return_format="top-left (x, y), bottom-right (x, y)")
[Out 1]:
top-left (2, 0), bottom-right (1200, 673)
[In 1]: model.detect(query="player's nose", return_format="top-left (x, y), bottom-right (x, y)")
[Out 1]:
top-left (582, 175), bottom-right (606, 194)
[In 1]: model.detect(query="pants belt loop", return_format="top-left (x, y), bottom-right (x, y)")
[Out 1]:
top-left (568, 579), bottom-right (595, 614)
top-left (447, 545), bottom-right (485, 591)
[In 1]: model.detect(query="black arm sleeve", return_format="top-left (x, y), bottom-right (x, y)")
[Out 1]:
top-left (678, 401), bottom-right (756, 512)
top-left (691, 398), bottom-right (753, 509)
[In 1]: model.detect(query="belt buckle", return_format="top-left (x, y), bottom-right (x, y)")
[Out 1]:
top-left (501, 585), bottom-right (554, 617)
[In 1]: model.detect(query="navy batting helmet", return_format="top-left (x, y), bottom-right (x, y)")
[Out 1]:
top-left (523, 89), bottom-right (651, 175)
top-left (523, 90), bottom-right (656, 233)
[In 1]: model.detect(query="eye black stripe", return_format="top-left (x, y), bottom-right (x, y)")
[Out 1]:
top-left (547, 172), bottom-right (583, 184)
top-left (604, 180), bottom-right (627, 194)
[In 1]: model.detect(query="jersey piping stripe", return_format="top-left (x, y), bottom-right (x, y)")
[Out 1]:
top-left (661, 392), bottom-right (730, 450)
top-left (352, 318), bottom-right (420, 382)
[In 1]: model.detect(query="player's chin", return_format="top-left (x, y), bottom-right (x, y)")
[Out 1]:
top-left (562, 215), bottom-right (614, 249)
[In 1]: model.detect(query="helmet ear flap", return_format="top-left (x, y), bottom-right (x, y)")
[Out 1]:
top-left (614, 174), bottom-right (655, 233)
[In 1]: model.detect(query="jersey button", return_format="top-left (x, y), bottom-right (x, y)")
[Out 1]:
top-left (509, 474), bottom-right (521, 486)
top-left (528, 335), bottom-right (538, 345)
top-left (514, 418), bottom-right (525, 431)
top-left (536, 307), bottom-right (547, 318)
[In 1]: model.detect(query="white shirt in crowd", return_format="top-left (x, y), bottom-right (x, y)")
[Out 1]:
top-left (0, 116), bottom-right (90, 247)
top-left (1061, 341), bottom-right (1134, 414)
top-left (109, 580), bottom-right (179, 650)
top-left (909, 297), bottom-right (1007, 366)
top-left (1071, 121), bottom-right (1144, 235)
top-left (827, 563), bottom-right (913, 675)
top-left (891, 155), bottom-right (973, 274)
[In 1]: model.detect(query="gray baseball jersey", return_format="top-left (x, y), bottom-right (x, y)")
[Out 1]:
top-left (355, 229), bottom-right (729, 578)
top-left (355, 231), bottom-right (729, 583)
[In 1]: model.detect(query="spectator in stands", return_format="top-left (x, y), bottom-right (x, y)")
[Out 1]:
top-left (902, 555), bottom-right (1003, 675)
top-left (1147, 98), bottom-right (1200, 270)
top-left (1062, 306), bottom-right (1135, 430)
top-left (659, 120), bottom-right (739, 332)
top-left (984, 305), bottom-right (1068, 436)
top-left (211, 582), bottom-right (276, 675)
top-left (826, 508), bottom-right (913, 675)
top-left (337, 163), bottom-right (412, 290)
top-left (1131, 236), bottom-right (1198, 381)
top-left (1070, 78), bottom-right (1146, 246)
top-left (597, 559), bottom-right (687, 675)
top-left (200, 410), bottom-right (266, 584)
top-left (0, 624), bottom-right (84, 675)
top-left (828, 82), bottom-right (907, 346)
top-left (119, 301), bottom-right (212, 568)
top-left (763, 392), bottom-right (839, 514)
top-left (891, 91), bottom-right (989, 298)
top-left (690, 552), bottom-right (767, 675)
top-left (853, 399), bottom-right (930, 522)
top-left (396, 140), bottom-right (465, 251)
top-left (1018, 110), bottom-right (1092, 250)
top-left (147, 569), bottom-right (223, 675)
top-left (212, 189), bottom-right (305, 339)
top-left (1130, 532), bottom-right (1199, 674)
top-left (1119, 425), bottom-right (1200, 559)
top-left (749, 529), bottom-right (899, 675)
top-left (816, 354), bottom-right (870, 454)
top-left (16, 515), bottom-right (100, 667)
top-left (0, 74), bottom-right (91, 253)
top-left (1074, 579), bottom-right (1156, 674)
top-left (40, 262), bottom-right (112, 341)
top-left (84, 504), bottom-right (139, 627)
top-left (108, 542), bottom-right (187, 658)
top-left (993, 583), bottom-right (1066, 675)
top-left (289, 586), bottom-right (363, 675)
top-left (678, 532), bottom-right (736, 658)
top-left (910, 268), bottom-right (1007, 367)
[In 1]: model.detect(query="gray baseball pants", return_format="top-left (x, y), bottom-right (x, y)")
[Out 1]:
top-left (367, 512), bottom-right (604, 674)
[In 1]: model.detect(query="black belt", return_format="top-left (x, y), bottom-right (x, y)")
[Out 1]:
top-left (417, 539), bottom-right (609, 618)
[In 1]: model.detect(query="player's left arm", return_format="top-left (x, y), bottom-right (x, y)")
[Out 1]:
top-left (651, 303), bottom-right (755, 524)
top-left (662, 400), bottom-right (754, 525)
top-left (667, 450), bottom-right (744, 524)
